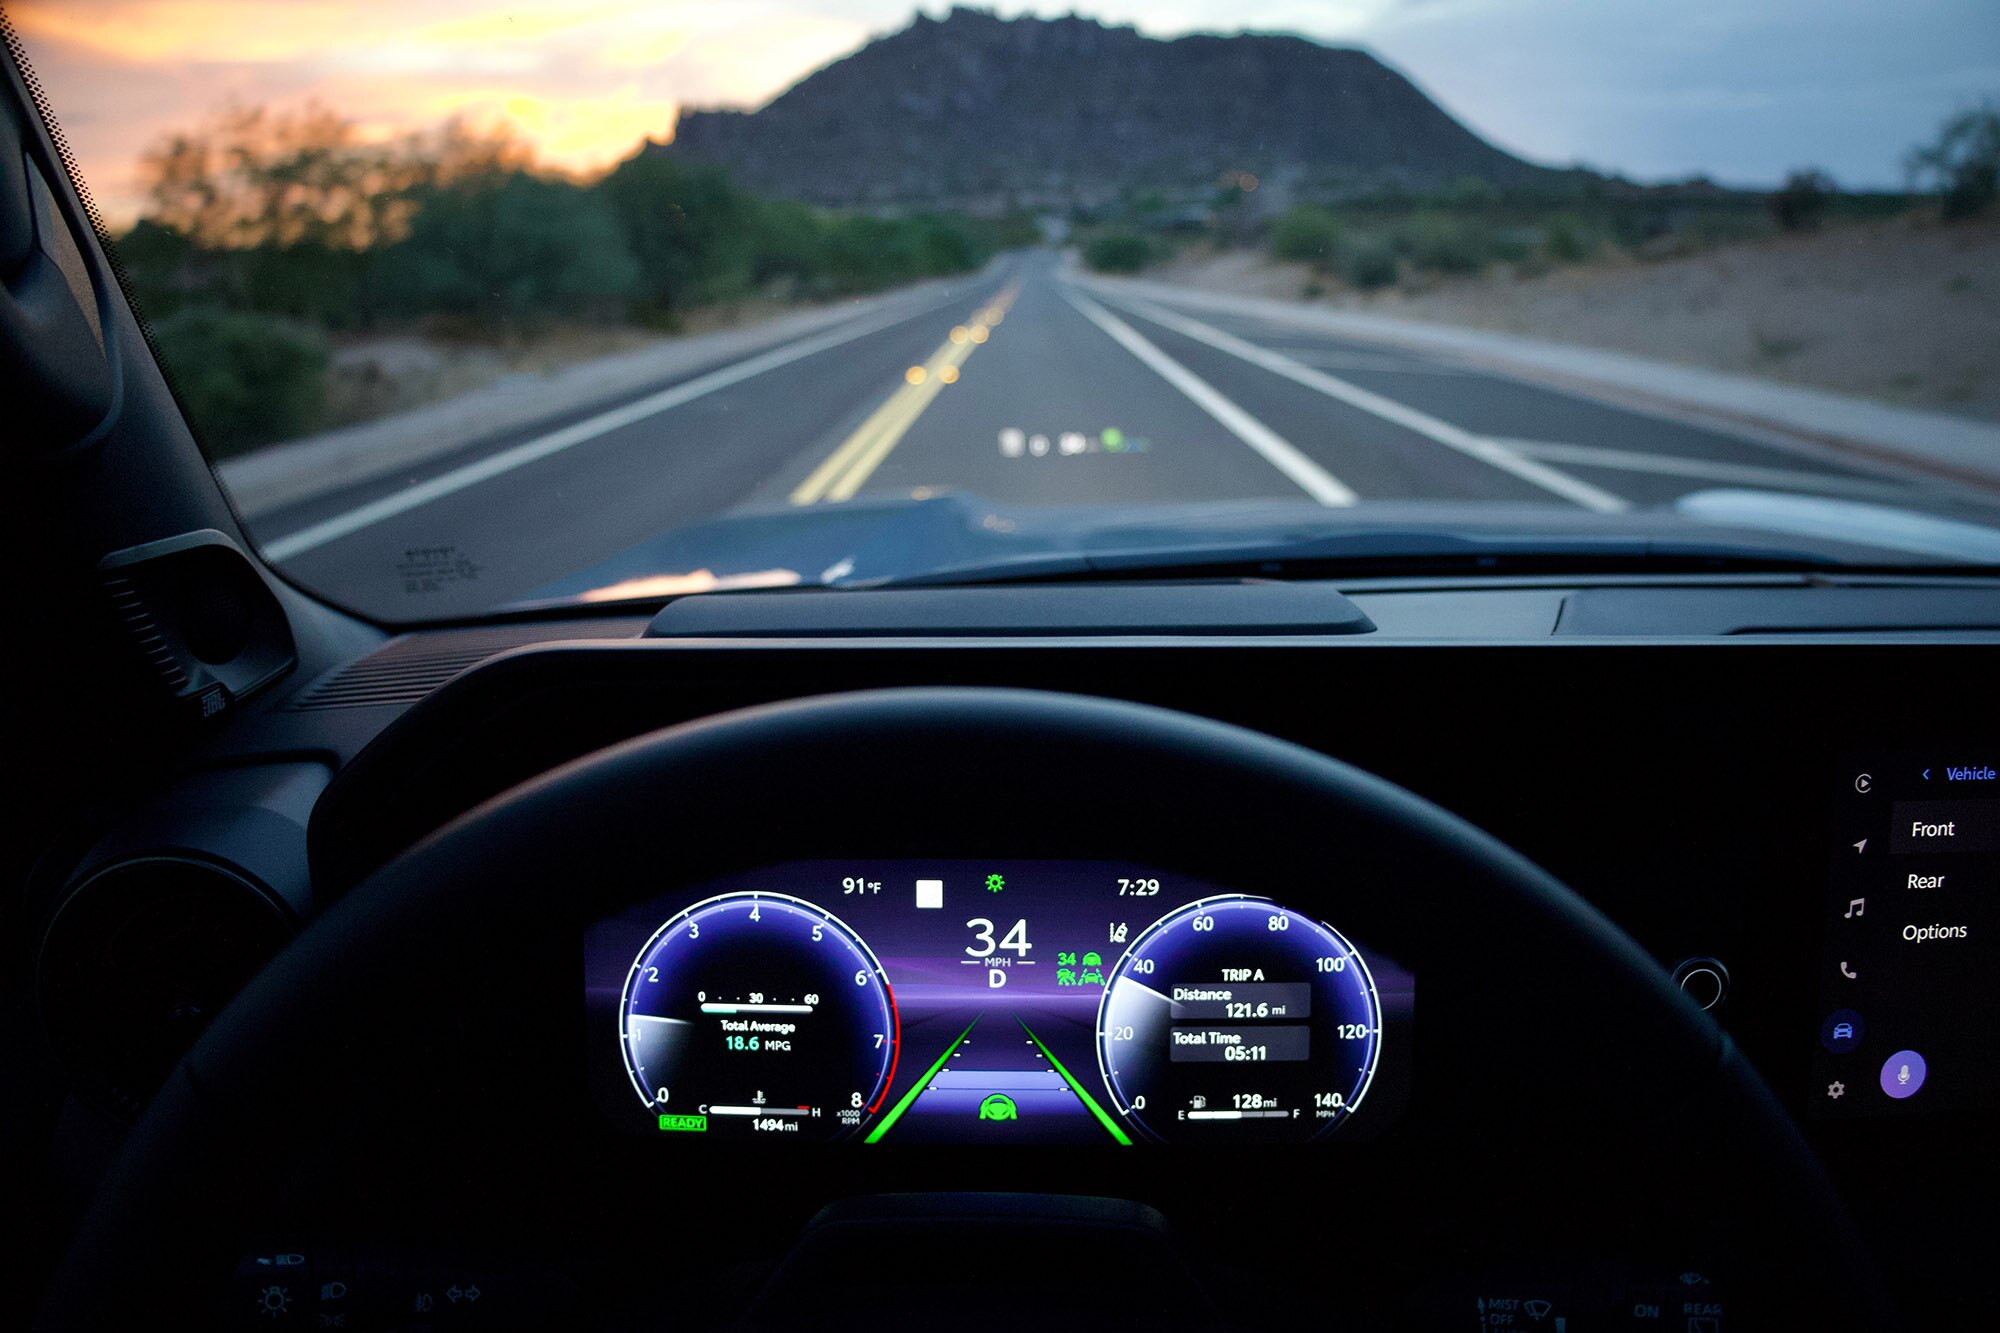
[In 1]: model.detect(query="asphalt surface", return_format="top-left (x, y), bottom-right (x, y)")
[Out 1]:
top-left (252, 250), bottom-right (1988, 620)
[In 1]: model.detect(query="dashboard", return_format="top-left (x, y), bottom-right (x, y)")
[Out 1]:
top-left (21, 580), bottom-right (2000, 1330)
top-left (584, 860), bottom-right (1413, 1144)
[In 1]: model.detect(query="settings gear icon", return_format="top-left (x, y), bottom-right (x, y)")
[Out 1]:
top-left (984, 873), bottom-right (1005, 893)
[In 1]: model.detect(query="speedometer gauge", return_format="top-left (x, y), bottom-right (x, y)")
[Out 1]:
top-left (1096, 896), bottom-right (1381, 1143)
top-left (621, 892), bottom-right (899, 1140)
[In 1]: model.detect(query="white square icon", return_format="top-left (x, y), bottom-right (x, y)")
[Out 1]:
top-left (915, 879), bottom-right (944, 909)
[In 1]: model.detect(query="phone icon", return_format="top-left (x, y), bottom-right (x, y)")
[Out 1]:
top-left (1840, 961), bottom-right (1859, 980)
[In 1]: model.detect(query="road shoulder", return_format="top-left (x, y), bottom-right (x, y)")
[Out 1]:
top-left (1072, 272), bottom-right (2000, 492)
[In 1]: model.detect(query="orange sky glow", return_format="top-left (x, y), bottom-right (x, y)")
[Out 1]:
top-left (6, 0), bottom-right (885, 221)
top-left (10, 0), bottom-right (1977, 207)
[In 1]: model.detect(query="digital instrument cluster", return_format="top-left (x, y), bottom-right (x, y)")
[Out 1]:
top-left (584, 860), bottom-right (1414, 1143)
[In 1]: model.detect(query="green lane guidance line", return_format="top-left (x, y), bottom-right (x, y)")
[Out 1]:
top-left (864, 1015), bottom-right (981, 1144)
top-left (1016, 1015), bottom-right (1133, 1146)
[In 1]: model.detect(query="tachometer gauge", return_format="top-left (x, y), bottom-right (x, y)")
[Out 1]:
top-left (621, 892), bottom-right (899, 1140)
top-left (1096, 896), bottom-right (1381, 1143)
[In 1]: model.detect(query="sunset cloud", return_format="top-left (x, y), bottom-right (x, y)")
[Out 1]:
top-left (8, 0), bottom-right (880, 218)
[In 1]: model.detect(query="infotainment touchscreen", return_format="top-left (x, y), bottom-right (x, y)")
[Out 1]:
top-left (1813, 754), bottom-right (2000, 1118)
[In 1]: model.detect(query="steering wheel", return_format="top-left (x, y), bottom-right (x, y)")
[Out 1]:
top-left (39, 688), bottom-right (1891, 1329)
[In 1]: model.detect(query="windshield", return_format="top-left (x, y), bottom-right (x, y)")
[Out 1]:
top-left (11, 1), bottom-right (2000, 619)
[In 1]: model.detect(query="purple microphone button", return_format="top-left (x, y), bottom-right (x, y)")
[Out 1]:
top-left (1880, 1050), bottom-right (1927, 1099)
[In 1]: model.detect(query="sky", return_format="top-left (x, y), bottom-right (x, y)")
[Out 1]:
top-left (8, 0), bottom-right (1997, 221)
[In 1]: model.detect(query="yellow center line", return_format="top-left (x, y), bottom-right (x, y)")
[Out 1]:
top-left (823, 337), bottom-right (972, 501)
top-left (790, 282), bottom-right (1020, 505)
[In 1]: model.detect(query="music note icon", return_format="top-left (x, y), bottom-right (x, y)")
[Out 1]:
top-left (1845, 897), bottom-right (1866, 919)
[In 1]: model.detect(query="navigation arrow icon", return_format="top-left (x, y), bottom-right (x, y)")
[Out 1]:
top-left (1924, 768), bottom-right (1932, 780)
top-left (1854, 838), bottom-right (1868, 853)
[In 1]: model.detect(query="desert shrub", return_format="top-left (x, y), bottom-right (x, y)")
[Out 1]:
top-left (1677, 210), bottom-right (1777, 249)
top-left (1907, 104), bottom-right (2000, 221)
top-left (988, 211), bottom-right (1046, 249)
top-left (1771, 169), bottom-right (1836, 231)
top-left (113, 219), bottom-right (198, 318)
top-left (1402, 212), bottom-right (1492, 274)
top-left (906, 213), bottom-right (995, 276)
top-left (1270, 204), bottom-right (1343, 267)
top-left (1441, 175), bottom-right (1500, 208)
top-left (818, 215), bottom-right (920, 292)
top-left (1086, 230), bottom-right (1151, 273)
top-left (373, 173), bottom-right (639, 322)
top-left (1488, 227), bottom-right (1537, 264)
top-left (745, 199), bottom-right (827, 289)
top-left (1343, 239), bottom-right (1399, 290)
top-left (1542, 215), bottom-right (1595, 263)
top-left (237, 243), bottom-right (376, 328)
top-left (594, 155), bottom-right (751, 316)
top-left (115, 222), bottom-right (373, 327)
top-left (150, 307), bottom-right (329, 455)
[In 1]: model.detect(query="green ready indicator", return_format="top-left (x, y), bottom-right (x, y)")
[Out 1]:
top-left (657, 1113), bottom-right (708, 1133)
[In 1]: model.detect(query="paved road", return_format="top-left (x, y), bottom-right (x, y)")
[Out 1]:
top-left (252, 250), bottom-right (1990, 620)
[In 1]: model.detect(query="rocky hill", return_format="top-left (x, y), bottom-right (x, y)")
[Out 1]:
top-left (649, 8), bottom-right (1557, 210)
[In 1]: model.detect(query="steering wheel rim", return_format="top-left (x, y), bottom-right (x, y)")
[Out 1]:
top-left (39, 687), bottom-right (1891, 1329)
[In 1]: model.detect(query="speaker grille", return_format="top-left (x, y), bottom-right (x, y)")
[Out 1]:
top-left (288, 617), bottom-right (646, 711)
top-left (102, 572), bottom-right (190, 691)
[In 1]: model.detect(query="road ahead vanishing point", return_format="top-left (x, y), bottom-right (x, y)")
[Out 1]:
top-left (251, 251), bottom-right (1976, 616)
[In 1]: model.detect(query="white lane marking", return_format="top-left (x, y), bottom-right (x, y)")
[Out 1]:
top-left (1492, 438), bottom-right (1929, 500)
top-left (259, 289), bottom-right (983, 562)
top-left (1086, 289), bottom-right (1630, 513)
top-left (1058, 287), bottom-right (1358, 507)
